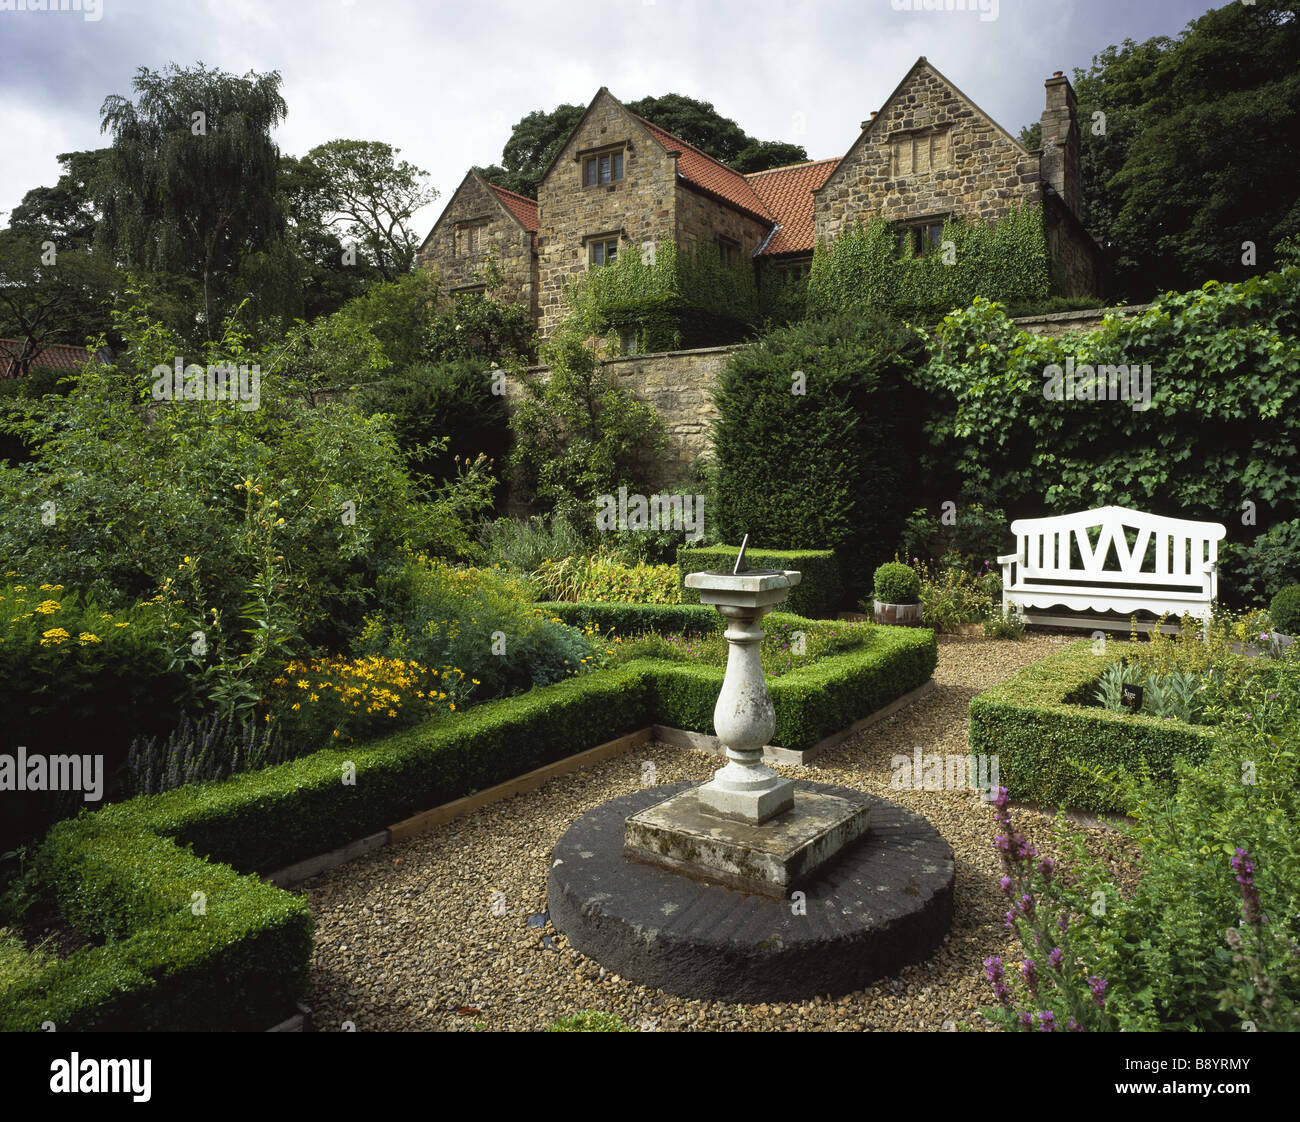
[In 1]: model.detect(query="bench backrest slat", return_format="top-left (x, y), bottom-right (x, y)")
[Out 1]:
top-left (1009, 506), bottom-right (1225, 588)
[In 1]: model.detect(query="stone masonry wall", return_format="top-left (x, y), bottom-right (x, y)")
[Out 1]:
top-left (536, 91), bottom-right (679, 337)
top-left (502, 303), bottom-right (1148, 505)
top-left (674, 185), bottom-right (770, 260)
top-left (415, 173), bottom-right (535, 315)
top-left (1044, 195), bottom-right (1104, 298)
top-left (815, 62), bottom-right (1041, 244)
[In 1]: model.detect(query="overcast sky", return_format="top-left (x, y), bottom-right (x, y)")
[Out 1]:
top-left (0, 0), bottom-right (1220, 236)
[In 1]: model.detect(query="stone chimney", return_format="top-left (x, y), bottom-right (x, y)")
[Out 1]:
top-left (1040, 71), bottom-right (1082, 217)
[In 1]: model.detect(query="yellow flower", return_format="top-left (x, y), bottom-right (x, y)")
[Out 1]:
top-left (77, 632), bottom-right (102, 644)
top-left (114, 622), bottom-right (130, 628)
top-left (449, 703), bottom-right (456, 711)
top-left (309, 693), bottom-right (320, 702)
top-left (35, 600), bottom-right (61, 614)
top-left (291, 703), bottom-right (300, 711)
top-left (40, 627), bottom-right (70, 646)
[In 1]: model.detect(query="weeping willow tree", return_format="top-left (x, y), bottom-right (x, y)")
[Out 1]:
top-left (96, 62), bottom-right (298, 335)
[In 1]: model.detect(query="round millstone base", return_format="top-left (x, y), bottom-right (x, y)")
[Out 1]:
top-left (548, 781), bottom-right (955, 1003)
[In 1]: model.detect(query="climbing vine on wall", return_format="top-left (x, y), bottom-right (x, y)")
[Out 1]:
top-left (807, 203), bottom-right (1051, 320)
top-left (563, 239), bottom-right (759, 352)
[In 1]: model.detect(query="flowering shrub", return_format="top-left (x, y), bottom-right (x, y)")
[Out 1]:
top-left (356, 557), bottom-right (588, 701)
top-left (0, 580), bottom-right (189, 849)
top-left (265, 655), bottom-right (467, 747)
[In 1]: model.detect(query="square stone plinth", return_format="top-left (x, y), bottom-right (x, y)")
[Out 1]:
top-left (624, 784), bottom-right (872, 897)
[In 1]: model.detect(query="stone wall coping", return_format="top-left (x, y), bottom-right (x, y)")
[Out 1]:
top-left (525, 343), bottom-right (742, 374)
top-left (1008, 302), bottom-right (1153, 326)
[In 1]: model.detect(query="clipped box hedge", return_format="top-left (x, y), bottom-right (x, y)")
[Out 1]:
top-left (676, 545), bottom-right (844, 618)
top-left (3, 612), bottom-right (935, 1030)
top-left (968, 640), bottom-right (1221, 813)
top-left (538, 601), bottom-right (722, 636)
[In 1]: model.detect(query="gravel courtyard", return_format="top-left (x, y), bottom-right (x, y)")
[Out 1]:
top-left (301, 633), bottom-right (1137, 1031)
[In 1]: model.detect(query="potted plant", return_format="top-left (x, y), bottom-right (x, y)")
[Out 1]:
top-left (871, 561), bottom-right (922, 626)
top-left (1267, 583), bottom-right (1300, 651)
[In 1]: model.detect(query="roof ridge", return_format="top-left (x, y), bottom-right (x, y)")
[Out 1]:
top-left (743, 157), bottom-right (838, 179)
top-left (632, 114), bottom-right (741, 176)
top-left (487, 182), bottom-right (537, 204)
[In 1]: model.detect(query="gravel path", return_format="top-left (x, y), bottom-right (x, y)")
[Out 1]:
top-left (301, 633), bottom-right (1137, 1032)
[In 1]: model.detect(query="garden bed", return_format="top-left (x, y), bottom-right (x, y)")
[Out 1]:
top-left (0, 612), bottom-right (935, 1031)
top-left (968, 640), bottom-right (1222, 813)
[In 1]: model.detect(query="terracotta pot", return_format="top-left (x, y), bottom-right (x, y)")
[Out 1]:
top-left (873, 600), bottom-right (922, 626)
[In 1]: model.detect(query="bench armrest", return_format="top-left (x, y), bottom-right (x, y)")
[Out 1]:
top-left (996, 552), bottom-right (1021, 565)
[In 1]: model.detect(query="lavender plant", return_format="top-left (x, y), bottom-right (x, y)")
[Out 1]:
top-left (980, 788), bottom-right (1117, 1031)
top-left (126, 711), bottom-right (296, 796)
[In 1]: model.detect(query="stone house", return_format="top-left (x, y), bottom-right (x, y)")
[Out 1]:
top-left (418, 57), bottom-right (1101, 338)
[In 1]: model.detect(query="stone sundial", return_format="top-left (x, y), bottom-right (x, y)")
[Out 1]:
top-left (547, 535), bottom-right (955, 1003)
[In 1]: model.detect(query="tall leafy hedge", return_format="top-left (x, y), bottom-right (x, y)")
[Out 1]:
top-left (565, 240), bottom-right (758, 352)
top-left (807, 204), bottom-right (1051, 321)
top-left (918, 262), bottom-right (1300, 602)
top-left (708, 310), bottom-right (927, 596)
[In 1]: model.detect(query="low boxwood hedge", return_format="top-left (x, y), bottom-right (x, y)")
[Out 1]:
top-left (1, 821), bottom-right (312, 1031)
top-left (676, 545), bottom-right (843, 618)
top-left (3, 612), bottom-right (935, 1030)
top-left (968, 640), bottom-right (1221, 813)
top-left (647, 626), bottom-right (937, 750)
top-left (537, 601), bottom-right (722, 636)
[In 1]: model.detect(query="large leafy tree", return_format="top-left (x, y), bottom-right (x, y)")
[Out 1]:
top-left (1024, 1), bottom-right (1300, 300)
top-left (96, 62), bottom-right (292, 334)
top-left (479, 93), bottom-right (809, 198)
top-left (7, 149), bottom-right (109, 249)
top-left (0, 230), bottom-right (118, 378)
top-left (477, 103), bottom-right (587, 198)
top-left (298, 139), bottom-right (437, 281)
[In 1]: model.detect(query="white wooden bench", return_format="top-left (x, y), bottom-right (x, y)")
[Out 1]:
top-left (998, 505), bottom-right (1227, 631)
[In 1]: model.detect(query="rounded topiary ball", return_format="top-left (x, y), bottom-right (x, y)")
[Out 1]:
top-left (1270, 583), bottom-right (1300, 636)
top-left (874, 561), bottom-right (921, 604)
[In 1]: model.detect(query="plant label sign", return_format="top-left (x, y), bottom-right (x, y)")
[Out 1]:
top-left (1121, 683), bottom-right (1143, 713)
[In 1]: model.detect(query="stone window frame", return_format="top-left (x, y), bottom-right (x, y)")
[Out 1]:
top-left (889, 125), bottom-right (953, 179)
top-left (895, 214), bottom-right (950, 259)
top-left (715, 235), bottom-right (742, 268)
top-left (579, 143), bottom-right (628, 188)
top-left (454, 217), bottom-right (492, 258)
top-left (584, 230), bottom-right (623, 267)
top-left (451, 284), bottom-right (488, 299)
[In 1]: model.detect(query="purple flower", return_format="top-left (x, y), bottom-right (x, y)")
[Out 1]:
top-left (1088, 975), bottom-right (1107, 1010)
top-left (1057, 911), bottom-right (1070, 934)
top-left (994, 834), bottom-right (1011, 853)
top-left (1005, 909), bottom-right (1018, 930)
top-left (1036, 1010), bottom-right (1057, 1032)
top-left (991, 786), bottom-right (1009, 809)
top-left (1037, 857), bottom-right (1055, 882)
top-left (1021, 959), bottom-right (1038, 996)
top-left (1000, 876), bottom-right (1013, 897)
top-left (1016, 1011), bottom-right (1034, 1031)
top-left (1066, 1017), bottom-right (1082, 1032)
top-left (1232, 847), bottom-right (1264, 926)
top-left (1019, 893), bottom-right (1036, 918)
top-left (1048, 946), bottom-right (1064, 972)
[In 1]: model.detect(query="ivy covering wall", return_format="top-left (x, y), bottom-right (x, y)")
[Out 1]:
top-left (916, 256), bottom-right (1300, 602)
top-left (564, 240), bottom-right (758, 352)
top-left (806, 203), bottom-right (1051, 321)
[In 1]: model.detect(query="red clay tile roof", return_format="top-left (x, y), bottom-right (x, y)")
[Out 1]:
top-left (744, 158), bottom-right (839, 256)
top-left (633, 115), bottom-right (774, 225)
top-left (488, 183), bottom-right (538, 232)
top-left (0, 339), bottom-right (111, 377)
